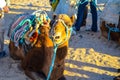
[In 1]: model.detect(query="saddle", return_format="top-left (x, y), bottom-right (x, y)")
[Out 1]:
top-left (9, 10), bottom-right (50, 51)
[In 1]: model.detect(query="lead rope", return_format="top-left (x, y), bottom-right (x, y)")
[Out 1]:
top-left (46, 44), bottom-right (58, 80)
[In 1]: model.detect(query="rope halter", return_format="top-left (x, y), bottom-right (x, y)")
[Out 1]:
top-left (52, 19), bottom-right (73, 46)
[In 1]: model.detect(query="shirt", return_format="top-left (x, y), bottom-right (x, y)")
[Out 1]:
top-left (0, 0), bottom-right (6, 9)
top-left (0, 0), bottom-right (6, 32)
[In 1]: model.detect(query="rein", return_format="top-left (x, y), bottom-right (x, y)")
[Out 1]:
top-left (46, 19), bottom-right (72, 80)
top-left (46, 43), bottom-right (58, 80)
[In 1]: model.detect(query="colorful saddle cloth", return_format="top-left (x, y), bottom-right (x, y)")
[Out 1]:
top-left (9, 10), bottom-right (50, 47)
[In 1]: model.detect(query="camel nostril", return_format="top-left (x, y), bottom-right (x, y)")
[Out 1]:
top-left (55, 36), bottom-right (60, 39)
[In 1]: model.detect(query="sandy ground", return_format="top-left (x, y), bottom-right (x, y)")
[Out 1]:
top-left (0, 0), bottom-right (120, 80)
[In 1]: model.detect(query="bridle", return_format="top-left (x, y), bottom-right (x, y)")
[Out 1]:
top-left (51, 19), bottom-right (73, 46)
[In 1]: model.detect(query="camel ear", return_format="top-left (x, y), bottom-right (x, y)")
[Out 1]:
top-left (70, 14), bottom-right (76, 24)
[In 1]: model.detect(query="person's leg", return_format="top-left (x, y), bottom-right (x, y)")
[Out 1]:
top-left (0, 32), bottom-right (4, 52)
top-left (74, 1), bottom-right (88, 31)
top-left (90, 1), bottom-right (98, 32)
top-left (81, 6), bottom-right (88, 26)
top-left (0, 31), bottom-right (6, 58)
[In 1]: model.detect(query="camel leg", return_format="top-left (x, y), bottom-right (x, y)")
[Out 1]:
top-left (9, 41), bottom-right (20, 60)
top-left (24, 69), bottom-right (45, 80)
top-left (58, 76), bottom-right (66, 80)
top-left (16, 47), bottom-right (25, 61)
top-left (25, 69), bottom-right (36, 80)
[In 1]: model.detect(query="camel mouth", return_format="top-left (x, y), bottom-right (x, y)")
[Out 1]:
top-left (53, 39), bottom-right (62, 44)
top-left (52, 36), bottom-right (62, 44)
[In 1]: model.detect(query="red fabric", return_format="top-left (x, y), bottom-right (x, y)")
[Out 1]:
top-left (30, 32), bottom-right (38, 42)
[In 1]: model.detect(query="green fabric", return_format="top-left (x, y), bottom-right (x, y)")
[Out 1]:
top-left (51, 0), bottom-right (59, 11)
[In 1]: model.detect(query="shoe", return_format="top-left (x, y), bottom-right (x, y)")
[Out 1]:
top-left (73, 27), bottom-right (79, 31)
top-left (72, 27), bottom-right (79, 35)
top-left (81, 21), bottom-right (86, 27)
top-left (0, 51), bottom-right (7, 58)
top-left (91, 26), bottom-right (98, 32)
top-left (72, 29), bottom-right (77, 35)
top-left (85, 27), bottom-right (98, 32)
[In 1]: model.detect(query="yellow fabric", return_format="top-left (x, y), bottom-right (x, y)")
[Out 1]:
top-left (51, 0), bottom-right (59, 11)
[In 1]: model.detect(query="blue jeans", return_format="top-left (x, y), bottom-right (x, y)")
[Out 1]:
top-left (75, 0), bottom-right (98, 32)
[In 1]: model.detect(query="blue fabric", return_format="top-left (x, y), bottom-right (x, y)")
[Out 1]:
top-left (75, 1), bottom-right (88, 31)
top-left (46, 44), bottom-right (58, 80)
top-left (90, 1), bottom-right (98, 32)
top-left (74, 0), bottom-right (98, 32)
top-left (0, 51), bottom-right (7, 58)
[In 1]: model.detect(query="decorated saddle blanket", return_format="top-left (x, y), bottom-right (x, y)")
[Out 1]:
top-left (9, 14), bottom-right (35, 46)
top-left (8, 10), bottom-right (50, 47)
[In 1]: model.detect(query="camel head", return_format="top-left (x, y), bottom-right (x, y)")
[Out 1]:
top-left (39, 21), bottom-right (51, 36)
top-left (50, 14), bottom-right (75, 45)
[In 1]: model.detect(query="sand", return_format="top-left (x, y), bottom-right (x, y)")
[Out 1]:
top-left (0, 0), bottom-right (120, 80)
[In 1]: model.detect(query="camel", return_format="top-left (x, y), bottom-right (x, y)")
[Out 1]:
top-left (49, 14), bottom-right (75, 80)
top-left (100, 0), bottom-right (120, 45)
top-left (8, 11), bottom-right (55, 80)
top-left (9, 12), bottom-right (75, 80)
top-left (21, 14), bottom-right (75, 80)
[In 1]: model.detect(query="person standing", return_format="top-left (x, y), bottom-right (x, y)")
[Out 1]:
top-left (0, 0), bottom-right (9, 58)
top-left (73, 0), bottom-right (98, 32)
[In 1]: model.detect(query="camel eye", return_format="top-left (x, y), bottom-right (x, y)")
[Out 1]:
top-left (54, 27), bottom-right (57, 31)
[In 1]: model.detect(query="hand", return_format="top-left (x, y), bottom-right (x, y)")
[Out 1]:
top-left (3, 6), bottom-right (9, 13)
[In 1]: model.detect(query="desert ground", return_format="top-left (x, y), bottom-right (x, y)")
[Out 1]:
top-left (0, 0), bottom-right (120, 80)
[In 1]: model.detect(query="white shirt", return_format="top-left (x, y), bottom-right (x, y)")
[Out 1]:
top-left (54, 0), bottom-right (77, 16)
top-left (0, 0), bottom-right (6, 9)
top-left (0, 0), bottom-right (6, 32)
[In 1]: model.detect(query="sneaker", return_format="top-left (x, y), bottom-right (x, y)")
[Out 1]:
top-left (72, 27), bottom-right (78, 35)
top-left (72, 29), bottom-right (77, 35)
top-left (0, 51), bottom-right (7, 58)
top-left (73, 27), bottom-right (79, 31)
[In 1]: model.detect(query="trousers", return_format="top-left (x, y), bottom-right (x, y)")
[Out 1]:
top-left (75, 0), bottom-right (98, 32)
